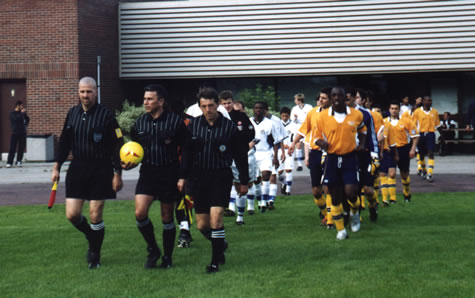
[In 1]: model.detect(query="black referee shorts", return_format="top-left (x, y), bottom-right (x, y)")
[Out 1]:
top-left (65, 160), bottom-right (116, 200)
top-left (190, 168), bottom-right (233, 214)
top-left (135, 166), bottom-right (181, 203)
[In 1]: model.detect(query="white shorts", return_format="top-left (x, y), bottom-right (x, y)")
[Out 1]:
top-left (278, 149), bottom-right (294, 172)
top-left (255, 150), bottom-right (274, 173)
top-left (232, 151), bottom-right (257, 183)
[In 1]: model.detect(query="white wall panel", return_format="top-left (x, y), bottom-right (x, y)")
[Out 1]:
top-left (119, 0), bottom-right (475, 78)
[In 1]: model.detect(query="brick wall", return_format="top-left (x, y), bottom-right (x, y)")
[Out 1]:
top-left (0, 0), bottom-right (124, 141)
top-left (0, 0), bottom-right (80, 137)
top-left (78, 0), bottom-right (123, 111)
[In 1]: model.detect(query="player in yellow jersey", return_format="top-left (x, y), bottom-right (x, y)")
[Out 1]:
top-left (289, 88), bottom-right (333, 228)
top-left (382, 101), bottom-right (420, 204)
top-left (313, 87), bottom-right (367, 240)
top-left (413, 96), bottom-right (439, 182)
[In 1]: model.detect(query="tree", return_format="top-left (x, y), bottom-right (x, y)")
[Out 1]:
top-left (239, 83), bottom-right (279, 112)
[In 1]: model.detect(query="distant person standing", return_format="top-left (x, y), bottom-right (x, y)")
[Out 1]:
top-left (6, 101), bottom-right (30, 168)
top-left (290, 93), bottom-right (312, 171)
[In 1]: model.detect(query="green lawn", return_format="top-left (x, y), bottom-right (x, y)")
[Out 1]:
top-left (1, 192), bottom-right (475, 297)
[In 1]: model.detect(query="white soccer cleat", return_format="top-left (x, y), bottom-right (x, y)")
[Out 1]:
top-left (336, 229), bottom-right (348, 240)
top-left (350, 212), bottom-right (361, 232)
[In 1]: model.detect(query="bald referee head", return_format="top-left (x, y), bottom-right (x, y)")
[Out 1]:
top-left (78, 77), bottom-right (97, 111)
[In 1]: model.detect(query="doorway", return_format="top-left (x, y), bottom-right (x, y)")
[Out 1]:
top-left (0, 80), bottom-right (27, 156)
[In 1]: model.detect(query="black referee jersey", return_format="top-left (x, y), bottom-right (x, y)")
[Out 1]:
top-left (229, 109), bottom-right (255, 148)
top-left (131, 110), bottom-right (189, 177)
top-left (55, 103), bottom-right (123, 172)
top-left (187, 113), bottom-right (249, 185)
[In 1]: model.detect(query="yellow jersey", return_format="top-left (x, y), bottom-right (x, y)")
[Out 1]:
top-left (384, 117), bottom-right (419, 147)
top-left (298, 106), bottom-right (323, 150)
top-left (382, 121), bottom-right (397, 151)
top-left (371, 111), bottom-right (384, 136)
top-left (413, 107), bottom-right (440, 133)
top-left (313, 106), bottom-right (366, 155)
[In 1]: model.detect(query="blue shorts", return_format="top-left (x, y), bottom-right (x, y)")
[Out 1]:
top-left (323, 152), bottom-right (358, 186)
top-left (396, 144), bottom-right (411, 172)
top-left (308, 149), bottom-right (324, 187)
top-left (380, 150), bottom-right (396, 174)
top-left (418, 132), bottom-right (435, 156)
top-left (357, 151), bottom-right (375, 187)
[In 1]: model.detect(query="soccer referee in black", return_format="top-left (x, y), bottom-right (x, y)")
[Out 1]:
top-left (51, 77), bottom-right (124, 269)
top-left (122, 84), bottom-right (189, 269)
top-left (188, 87), bottom-right (249, 273)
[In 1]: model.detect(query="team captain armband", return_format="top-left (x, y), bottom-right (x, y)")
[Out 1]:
top-left (115, 128), bottom-right (123, 139)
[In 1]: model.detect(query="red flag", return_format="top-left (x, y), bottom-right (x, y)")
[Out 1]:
top-left (48, 181), bottom-right (58, 209)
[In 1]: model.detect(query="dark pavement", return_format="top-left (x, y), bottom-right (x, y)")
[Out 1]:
top-left (1, 174), bottom-right (474, 207)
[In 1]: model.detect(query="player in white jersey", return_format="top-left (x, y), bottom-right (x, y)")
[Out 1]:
top-left (265, 106), bottom-right (287, 209)
top-left (250, 101), bottom-right (281, 212)
top-left (186, 102), bottom-right (231, 120)
top-left (278, 107), bottom-right (298, 195)
top-left (290, 93), bottom-right (313, 171)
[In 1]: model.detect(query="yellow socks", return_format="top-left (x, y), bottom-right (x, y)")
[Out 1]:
top-left (348, 197), bottom-right (360, 214)
top-left (387, 177), bottom-right (397, 202)
top-left (314, 195), bottom-right (327, 217)
top-left (380, 176), bottom-right (389, 203)
top-left (417, 153), bottom-right (422, 172)
top-left (331, 203), bottom-right (344, 231)
top-left (360, 188), bottom-right (366, 209)
top-left (326, 194), bottom-right (333, 225)
top-left (373, 176), bottom-right (380, 204)
top-left (402, 176), bottom-right (411, 197)
top-left (428, 158), bottom-right (435, 175)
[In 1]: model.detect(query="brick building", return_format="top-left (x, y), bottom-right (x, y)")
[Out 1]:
top-left (0, 0), bottom-right (122, 157)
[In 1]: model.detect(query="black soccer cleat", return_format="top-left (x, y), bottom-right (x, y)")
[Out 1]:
top-left (404, 194), bottom-right (412, 203)
top-left (390, 200), bottom-right (397, 205)
top-left (260, 206), bottom-right (267, 213)
top-left (296, 166), bottom-right (303, 172)
top-left (268, 201), bottom-right (275, 210)
top-left (206, 264), bottom-right (219, 273)
top-left (236, 220), bottom-right (245, 225)
top-left (326, 223), bottom-right (335, 230)
top-left (159, 256), bottom-right (172, 269)
top-left (281, 183), bottom-right (286, 194)
top-left (224, 209), bottom-right (235, 217)
top-left (144, 247), bottom-right (161, 269)
top-left (87, 250), bottom-right (101, 270)
top-left (177, 229), bottom-right (192, 248)
top-left (369, 206), bottom-right (378, 222)
top-left (247, 210), bottom-right (255, 215)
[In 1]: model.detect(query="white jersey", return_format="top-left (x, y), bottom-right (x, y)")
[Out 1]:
top-left (268, 114), bottom-right (288, 144)
top-left (250, 117), bottom-right (276, 153)
top-left (186, 103), bottom-right (231, 120)
top-left (291, 104), bottom-right (313, 126)
top-left (400, 104), bottom-right (411, 116)
top-left (281, 119), bottom-right (298, 147)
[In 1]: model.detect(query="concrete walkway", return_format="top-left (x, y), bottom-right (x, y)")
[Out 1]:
top-left (1, 154), bottom-right (474, 185)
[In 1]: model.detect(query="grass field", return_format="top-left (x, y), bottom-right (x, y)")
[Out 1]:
top-left (1, 192), bottom-right (475, 297)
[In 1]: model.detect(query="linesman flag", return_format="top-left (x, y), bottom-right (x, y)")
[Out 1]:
top-left (48, 181), bottom-right (58, 209)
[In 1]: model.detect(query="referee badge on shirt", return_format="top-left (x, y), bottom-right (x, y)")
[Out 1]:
top-left (93, 132), bottom-right (103, 143)
top-left (219, 144), bottom-right (227, 152)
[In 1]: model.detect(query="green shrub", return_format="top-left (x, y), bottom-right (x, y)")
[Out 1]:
top-left (115, 100), bottom-right (145, 142)
top-left (239, 83), bottom-right (280, 112)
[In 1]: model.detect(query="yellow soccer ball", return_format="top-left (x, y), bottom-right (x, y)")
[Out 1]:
top-left (120, 141), bottom-right (144, 164)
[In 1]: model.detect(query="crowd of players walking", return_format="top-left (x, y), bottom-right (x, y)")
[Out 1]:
top-left (53, 77), bottom-right (441, 272)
